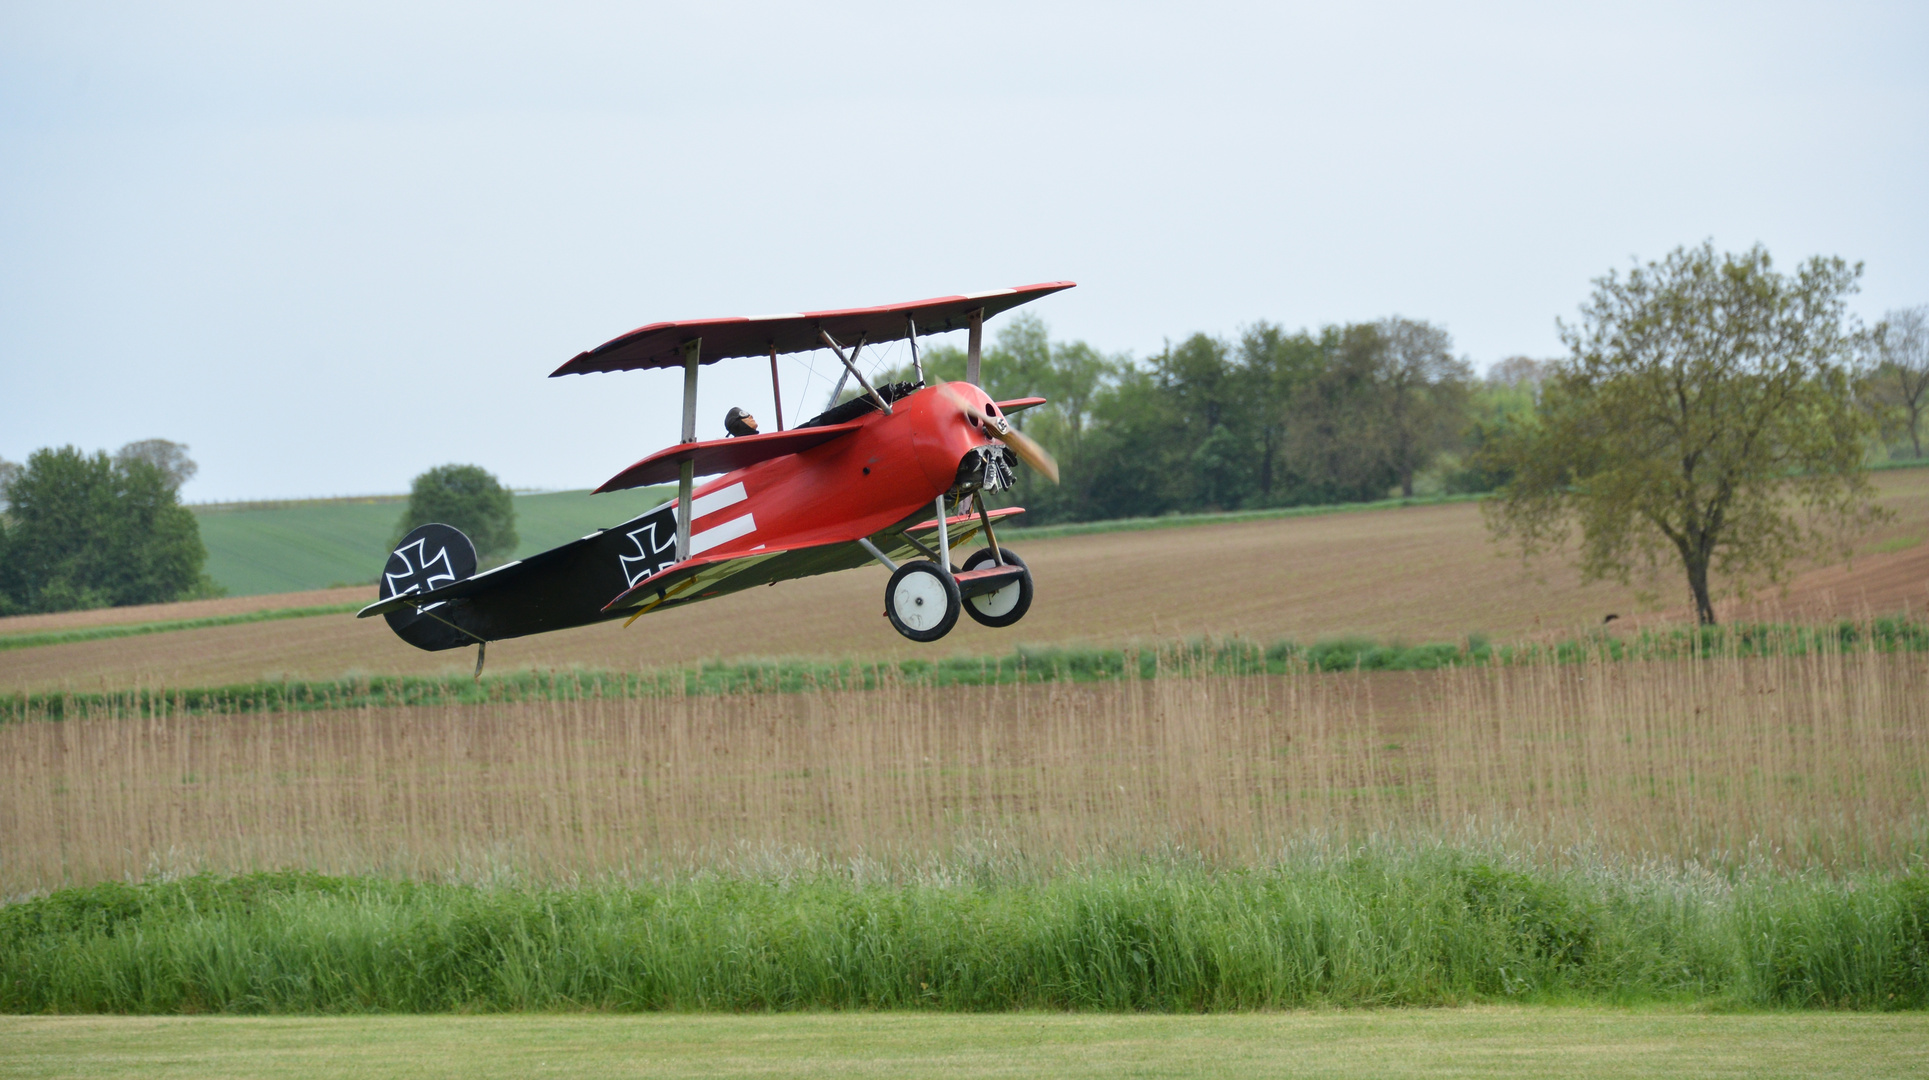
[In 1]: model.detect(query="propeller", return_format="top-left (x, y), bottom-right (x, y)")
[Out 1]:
top-left (937, 383), bottom-right (1060, 484)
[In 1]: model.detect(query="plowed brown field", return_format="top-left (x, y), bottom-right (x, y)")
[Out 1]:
top-left (6, 470), bottom-right (1926, 693)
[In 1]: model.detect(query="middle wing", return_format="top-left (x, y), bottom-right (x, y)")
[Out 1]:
top-left (595, 423), bottom-right (863, 493)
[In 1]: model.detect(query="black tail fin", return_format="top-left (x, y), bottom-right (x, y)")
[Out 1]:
top-left (380, 523), bottom-right (479, 651)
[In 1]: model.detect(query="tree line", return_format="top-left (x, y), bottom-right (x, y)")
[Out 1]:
top-left (886, 243), bottom-right (1923, 624)
top-left (894, 312), bottom-right (1528, 526)
top-left (895, 300), bottom-right (1924, 534)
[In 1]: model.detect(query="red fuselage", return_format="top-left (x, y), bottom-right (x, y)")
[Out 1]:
top-left (673, 381), bottom-right (1002, 563)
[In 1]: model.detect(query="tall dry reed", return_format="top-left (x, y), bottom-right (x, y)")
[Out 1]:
top-left (3, 647), bottom-right (1925, 893)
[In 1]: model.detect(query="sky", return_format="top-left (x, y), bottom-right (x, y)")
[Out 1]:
top-left (3, 1), bottom-right (1925, 503)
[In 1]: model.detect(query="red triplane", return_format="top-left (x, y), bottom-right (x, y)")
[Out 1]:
top-left (360, 282), bottom-right (1073, 671)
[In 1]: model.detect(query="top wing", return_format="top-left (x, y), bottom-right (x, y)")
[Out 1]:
top-left (595, 422), bottom-right (864, 493)
top-left (551, 282), bottom-right (1075, 375)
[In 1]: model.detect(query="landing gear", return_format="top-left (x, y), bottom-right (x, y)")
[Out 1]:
top-left (885, 560), bottom-right (961, 642)
top-left (959, 548), bottom-right (1032, 628)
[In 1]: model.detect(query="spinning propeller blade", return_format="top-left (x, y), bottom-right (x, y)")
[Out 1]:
top-left (937, 383), bottom-right (1060, 484)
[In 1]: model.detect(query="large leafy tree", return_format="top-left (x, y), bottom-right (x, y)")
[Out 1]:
top-left (0, 446), bottom-right (210, 613)
top-left (394, 464), bottom-right (519, 563)
top-left (1483, 242), bottom-right (1883, 625)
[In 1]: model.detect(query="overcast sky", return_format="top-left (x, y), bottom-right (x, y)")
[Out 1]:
top-left (3, 1), bottom-right (1924, 502)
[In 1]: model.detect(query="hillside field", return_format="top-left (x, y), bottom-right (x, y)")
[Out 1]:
top-left (5, 469), bottom-right (1926, 693)
top-left (192, 487), bottom-right (673, 597)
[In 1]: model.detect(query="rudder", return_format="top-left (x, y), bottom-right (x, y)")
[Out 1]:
top-left (380, 522), bottom-right (479, 651)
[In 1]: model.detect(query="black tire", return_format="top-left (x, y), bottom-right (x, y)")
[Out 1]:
top-left (960, 548), bottom-right (1032, 628)
top-left (885, 560), bottom-right (961, 642)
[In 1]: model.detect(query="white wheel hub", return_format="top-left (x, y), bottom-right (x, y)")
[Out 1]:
top-left (970, 578), bottom-right (1022, 617)
top-left (892, 571), bottom-right (951, 632)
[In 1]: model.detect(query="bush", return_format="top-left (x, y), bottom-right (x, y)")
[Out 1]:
top-left (394, 464), bottom-right (518, 562)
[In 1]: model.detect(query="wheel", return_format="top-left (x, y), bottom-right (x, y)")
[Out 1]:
top-left (885, 560), bottom-right (961, 642)
top-left (960, 548), bottom-right (1032, 628)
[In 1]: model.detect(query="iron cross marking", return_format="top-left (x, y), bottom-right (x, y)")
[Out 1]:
top-left (619, 517), bottom-right (678, 587)
top-left (385, 538), bottom-right (457, 610)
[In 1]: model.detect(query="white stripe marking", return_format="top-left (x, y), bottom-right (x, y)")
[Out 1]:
top-left (692, 483), bottom-right (747, 519)
top-left (691, 512), bottom-right (756, 556)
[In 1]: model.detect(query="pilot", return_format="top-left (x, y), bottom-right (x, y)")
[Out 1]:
top-left (724, 407), bottom-right (760, 437)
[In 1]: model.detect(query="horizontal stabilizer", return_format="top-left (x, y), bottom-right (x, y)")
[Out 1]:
top-left (358, 554), bottom-right (531, 619)
top-left (596, 423), bottom-right (863, 493)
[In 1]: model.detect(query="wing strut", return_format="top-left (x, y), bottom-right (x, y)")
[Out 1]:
top-left (677, 338), bottom-right (700, 561)
top-left (966, 308), bottom-right (984, 386)
top-left (768, 342), bottom-right (785, 431)
top-left (821, 330), bottom-right (891, 415)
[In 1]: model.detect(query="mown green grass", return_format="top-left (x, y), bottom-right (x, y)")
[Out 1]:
top-left (4, 845), bottom-right (1927, 1014)
top-left (193, 488), bottom-right (673, 597)
top-left (7, 616), bottom-right (1926, 720)
top-left (4, 1010), bottom-right (1927, 1079)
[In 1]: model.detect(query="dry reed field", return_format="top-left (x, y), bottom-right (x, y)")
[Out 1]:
top-left (6, 467), bottom-right (1927, 693)
top-left (6, 644), bottom-right (1924, 895)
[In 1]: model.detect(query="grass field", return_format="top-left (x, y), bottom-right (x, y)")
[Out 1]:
top-left (6, 1010), bottom-right (1925, 1079)
top-left (10, 469), bottom-right (1926, 693)
top-left (192, 487), bottom-right (673, 597)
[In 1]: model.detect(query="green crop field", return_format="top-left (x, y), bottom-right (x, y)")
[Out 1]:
top-left (192, 488), bottom-right (672, 597)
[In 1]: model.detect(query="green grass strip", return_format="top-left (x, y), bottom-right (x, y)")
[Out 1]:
top-left (0, 603), bottom-right (363, 653)
top-left (6, 615), bottom-right (1927, 722)
top-left (5, 849), bottom-right (1928, 1012)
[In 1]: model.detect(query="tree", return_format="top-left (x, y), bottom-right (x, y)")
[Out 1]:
top-left (1376, 317), bottom-right (1473, 497)
top-left (1487, 356), bottom-right (1552, 393)
top-left (395, 464), bottom-right (518, 562)
top-left (114, 439), bottom-right (198, 492)
top-left (0, 446), bottom-right (210, 613)
top-left (1282, 323), bottom-right (1400, 504)
top-left (1864, 305), bottom-right (1929, 458)
top-left (1483, 242), bottom-right (1884, 625)
top-left (1235, 322), bottom-right (1323, 501)
top-left (0, 457), bottom-right (19, 511)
